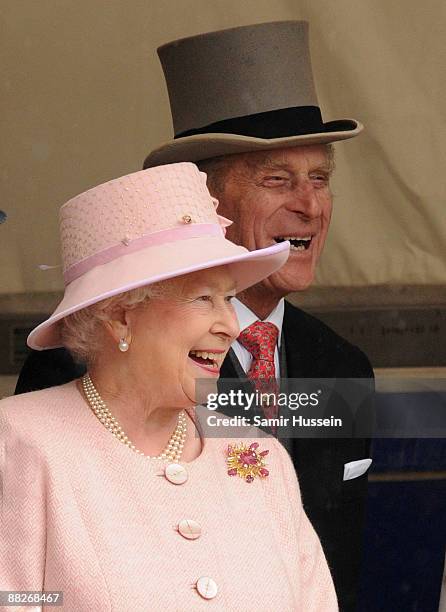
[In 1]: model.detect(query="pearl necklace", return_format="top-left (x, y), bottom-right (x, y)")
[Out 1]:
top-left (82, 373), bottom-right (187, 462)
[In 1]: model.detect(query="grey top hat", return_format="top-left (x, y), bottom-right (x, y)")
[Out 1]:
top-left (144, 21), bottom-right (362, 168)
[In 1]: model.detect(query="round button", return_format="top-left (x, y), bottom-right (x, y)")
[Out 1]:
top-left (165, 463), bottom-right (188, 485)
top-left (178, 519), bottom-right (202, 540)
top-left (196, 576), bottom-right (218, 600)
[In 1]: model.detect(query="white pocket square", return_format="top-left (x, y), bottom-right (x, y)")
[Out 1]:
top-left (343, 458), bottom-right (373, 481)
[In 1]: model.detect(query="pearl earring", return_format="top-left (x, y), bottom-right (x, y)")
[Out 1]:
top-left (118, 338), bottom-right (129, 352)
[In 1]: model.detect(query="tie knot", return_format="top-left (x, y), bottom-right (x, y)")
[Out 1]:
top-left (238, 321), bottom-right (279, 362)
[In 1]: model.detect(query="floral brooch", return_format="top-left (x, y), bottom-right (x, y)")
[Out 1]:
top-left (226, 442), bottom-right (269, 483)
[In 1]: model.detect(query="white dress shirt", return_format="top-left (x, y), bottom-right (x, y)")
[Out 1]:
top-left (231, 298), bottom-right (285, 377)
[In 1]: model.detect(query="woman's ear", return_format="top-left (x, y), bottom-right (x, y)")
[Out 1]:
top-left (103, 308), bottom-right (132, 347)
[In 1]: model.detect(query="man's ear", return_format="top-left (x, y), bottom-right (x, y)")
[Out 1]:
top-left (103, 308), bottom-right (132, 346)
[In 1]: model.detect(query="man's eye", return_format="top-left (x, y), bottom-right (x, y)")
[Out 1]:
top-left (310, 173), bottom-right (330, 186)
top-left (198, 295), bottom-right (212, 302)
top-left (262, 175), bottom-right (288, 186)
top-left (225, 295), bottom-right (235, 303)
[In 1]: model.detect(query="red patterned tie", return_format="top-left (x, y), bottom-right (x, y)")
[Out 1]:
top-left (237, 321), bottom-right (280, 422)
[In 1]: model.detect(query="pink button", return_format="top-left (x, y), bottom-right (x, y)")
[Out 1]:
top-left (196, 576), bottom-right (218, 600)
top-left (164, 463), bottom-right (188, 485)
top-left (178, 519), bottom-right (202, 540)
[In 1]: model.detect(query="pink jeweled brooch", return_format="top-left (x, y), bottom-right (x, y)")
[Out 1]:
top-left (226, 442), bottom-right (269, 483)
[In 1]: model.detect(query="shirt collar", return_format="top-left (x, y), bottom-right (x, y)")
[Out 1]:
top-left (232, 298), bottom-right (285, 347)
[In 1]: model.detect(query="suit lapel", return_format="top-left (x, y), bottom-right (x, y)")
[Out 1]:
top-left (282, 301), bottom-right (306, 377)
top-left (218, 348), bottom-right (254, 395)
top-left (279, 332), bottom-right (288, 378)
top-left (282, 300), bottom-right (325, 377)
top-left (220, 348), bottom-right (245, 380)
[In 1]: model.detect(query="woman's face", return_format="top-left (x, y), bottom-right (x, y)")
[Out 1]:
top-left (126, 267), bottom-right (239, 407)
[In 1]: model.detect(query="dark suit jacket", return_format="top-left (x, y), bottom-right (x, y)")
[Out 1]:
top-left (15, 300), bottom-right (373, 612)
top-left (287, 303), bottom-right (373, 612)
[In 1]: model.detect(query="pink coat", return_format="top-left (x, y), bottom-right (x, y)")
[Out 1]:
top-left (0, 382), bottom-right (337, 611)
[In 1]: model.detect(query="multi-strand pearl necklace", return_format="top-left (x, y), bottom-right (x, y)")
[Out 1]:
top-left (82, 373), bottom-right (187, 462)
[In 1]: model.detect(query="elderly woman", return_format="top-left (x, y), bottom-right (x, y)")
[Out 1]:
top-left (0, 163), bottom-right (337, 611)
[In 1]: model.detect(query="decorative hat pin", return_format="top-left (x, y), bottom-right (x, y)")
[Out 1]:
top-left (226, 442), bottom-right (269, 483)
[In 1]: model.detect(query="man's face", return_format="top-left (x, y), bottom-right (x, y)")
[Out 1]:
top-left (213, 145), bottom-right (333, 297)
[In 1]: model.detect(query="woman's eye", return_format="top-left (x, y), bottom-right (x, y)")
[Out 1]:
top-left (225, 295), bottom-right (235, 303)
top-left (198, 295), bottom-right (212, 302)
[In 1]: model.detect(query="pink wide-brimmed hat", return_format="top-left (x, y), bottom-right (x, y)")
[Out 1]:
top-left (28, 162), bottom-right (289, 350)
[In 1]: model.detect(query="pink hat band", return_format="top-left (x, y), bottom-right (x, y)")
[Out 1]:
top-left (64, 223), bottom-right (224, 284)
top-left (28, 162), bottom-right (290, 350)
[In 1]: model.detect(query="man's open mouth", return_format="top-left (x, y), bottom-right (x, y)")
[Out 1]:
top-left (274, 236), bottom-right (313, 251)
top-left (188, 350), bottom-right (223, 369)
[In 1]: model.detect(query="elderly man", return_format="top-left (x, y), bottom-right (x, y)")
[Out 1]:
top-left (143, 23), bottom-right (374, 610)
top-left (16, 22), bottom-right (373, 612)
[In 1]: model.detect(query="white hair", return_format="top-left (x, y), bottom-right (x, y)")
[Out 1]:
top-left (60, 280), bottom-right (177, 364)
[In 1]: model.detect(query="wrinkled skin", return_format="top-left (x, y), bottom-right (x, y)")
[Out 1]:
top-left (212, 145), bottom-right (333, 318)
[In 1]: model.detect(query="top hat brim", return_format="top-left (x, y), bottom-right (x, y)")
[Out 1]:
top-left (144, 120), bottom-right (363, 168)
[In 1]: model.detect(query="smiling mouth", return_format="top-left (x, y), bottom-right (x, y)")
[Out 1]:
top-left (274, 236), bottom-right (313, 251)
top-left (188, 350), bottom-right (224, 369)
